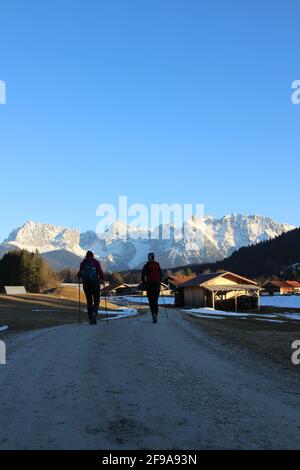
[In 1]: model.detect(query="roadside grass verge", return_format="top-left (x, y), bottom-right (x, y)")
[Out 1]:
top-left (183, 309), bottom-right (300, 376)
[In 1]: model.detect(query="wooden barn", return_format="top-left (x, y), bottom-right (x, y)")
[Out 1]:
top-left (101, 283), bottom-right (141, 296)
top-left (101, 282), bottom-right (169, 297)
top-left (262, 281), bottom-right (294, 296)
top-left (164, 275), bottom-right (197, 307)
top-left (286, 281), bottom-right (300, 294)
top-left (176, 271), bottom-right (261, 311)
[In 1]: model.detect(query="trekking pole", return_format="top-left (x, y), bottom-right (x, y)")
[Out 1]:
top-left (104, 291), bottom-right (108, 325)
top-left (139, 290), bottom-right (144, 314)
top-left (78, 280), bottom-right (81, 324)
top-left (161, 286), bottom-right (168, 319)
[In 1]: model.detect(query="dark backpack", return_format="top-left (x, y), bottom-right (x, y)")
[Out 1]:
top-left (146, 261), bottom-right (161, 284)
top-left (81, 261), bottom-right (98, 284)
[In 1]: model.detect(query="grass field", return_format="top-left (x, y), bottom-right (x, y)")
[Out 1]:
top-left (45, 285), bottom-right (118, 309)
top-left (0, 292), bottom-right (122, 336)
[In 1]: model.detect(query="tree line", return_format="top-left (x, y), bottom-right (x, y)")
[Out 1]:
top-left (0, 250), bottom-right (58, 293)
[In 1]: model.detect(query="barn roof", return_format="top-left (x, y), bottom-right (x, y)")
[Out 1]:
top-left (178, 272), bottom-right (222, 287)
top-left (263, 280), bottom-right (293, 288)
top-left (178, 271), bottom-right (257, 288)
top-left (286, 281), bottom-right (300, 287)
top-left (166, 275), bottom-right (197, 287)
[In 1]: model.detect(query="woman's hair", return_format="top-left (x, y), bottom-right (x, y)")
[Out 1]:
top-left (86, 250), bottom-right (94, 258)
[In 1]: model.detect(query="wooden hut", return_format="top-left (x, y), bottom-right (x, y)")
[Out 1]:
top-left (262, 281), bottom-right (294, 296)
top-left (177, 271), bottom-right (261, 311)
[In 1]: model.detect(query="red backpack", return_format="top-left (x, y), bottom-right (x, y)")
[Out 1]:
top-left (146, 261), bottom-right (161, 283)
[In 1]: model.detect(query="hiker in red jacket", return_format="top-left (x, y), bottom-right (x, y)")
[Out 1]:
top-left (78, 251), bottom-right (105, 325)
top-left (142, 252), bottom-right (162, 323)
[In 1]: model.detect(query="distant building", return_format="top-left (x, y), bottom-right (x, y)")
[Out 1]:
top-left (101, 283), bottom-right (138, 296)
top-left (262, 281), bottom-right (294, 295)
top-left (175, 271), bottom-right (261, 311)
top-left (164, 275), bottom-right (197, 291)
top-left (102, 282), bottom-right (170, 297)
top-left (286, 281), bottom-right (300, 294)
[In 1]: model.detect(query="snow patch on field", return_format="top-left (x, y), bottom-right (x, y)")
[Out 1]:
top-left (32, 309), bottom-right (61, 312)
top-left (261, 295), bottom-right (300, 309)
top-left (183, 307), bottom-right (300, 323)
top-left (97, 307), bottom-right (139, 321)
top-left (0, 325), bottom-right (8, 332)
top-left (255, 318), bottom-right (286, 324)
top-left (120, 295), bottom-right (175, 305)
top-left (282, 313), bottom-right (300, 321)
top-left (188, 312), bottom-right (227, 320)
top-left (187, 307), bottom-right (248, 317)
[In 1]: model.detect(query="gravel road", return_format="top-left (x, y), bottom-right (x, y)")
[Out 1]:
top-left (0, 310), bottom-right (300, 450)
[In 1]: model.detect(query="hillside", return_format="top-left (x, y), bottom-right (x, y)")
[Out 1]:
top-left (41, 250), bottom-right (82, 272)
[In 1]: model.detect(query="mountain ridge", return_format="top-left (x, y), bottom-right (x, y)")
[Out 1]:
top-left (173, 227), bottom-right (300, 280)
top-left (0, 215), bottom-right (295, 271)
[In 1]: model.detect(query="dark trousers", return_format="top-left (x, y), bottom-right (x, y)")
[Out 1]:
top-left (147, 283), bottom-right (161, 317)
top-left (83, 282), bottom-right (100, 317)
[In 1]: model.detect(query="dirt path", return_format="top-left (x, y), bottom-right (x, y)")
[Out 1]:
top-left (0, 310), bottom-right (300, 450)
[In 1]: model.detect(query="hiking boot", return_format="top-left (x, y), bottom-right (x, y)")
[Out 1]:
top-left (90, 313), bottom-right (97, 325)
top-left (153, 316), bottom-right (157, 324)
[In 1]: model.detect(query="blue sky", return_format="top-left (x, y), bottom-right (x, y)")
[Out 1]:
top-left (0, 0), bottom-right (299, 240)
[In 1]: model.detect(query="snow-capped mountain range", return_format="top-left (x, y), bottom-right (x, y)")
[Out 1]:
top-left (0, 215), bottom-right (295, 271)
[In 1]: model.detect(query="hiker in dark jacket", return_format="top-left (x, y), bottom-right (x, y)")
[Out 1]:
top-left (78, 251), bottom-right (105, 325)
top-left (142, 253), bottom-right (162, 323)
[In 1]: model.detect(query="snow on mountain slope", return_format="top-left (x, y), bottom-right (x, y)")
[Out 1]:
top-left (80, 214), bottom-right (294, 270)
top-left (0, 215), bottom-right (295, 270)
top-left (4, 221), bottom-right (85, 257)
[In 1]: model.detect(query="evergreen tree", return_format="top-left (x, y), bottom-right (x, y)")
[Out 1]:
top-left (0, 249), bottom-right (58, 292)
